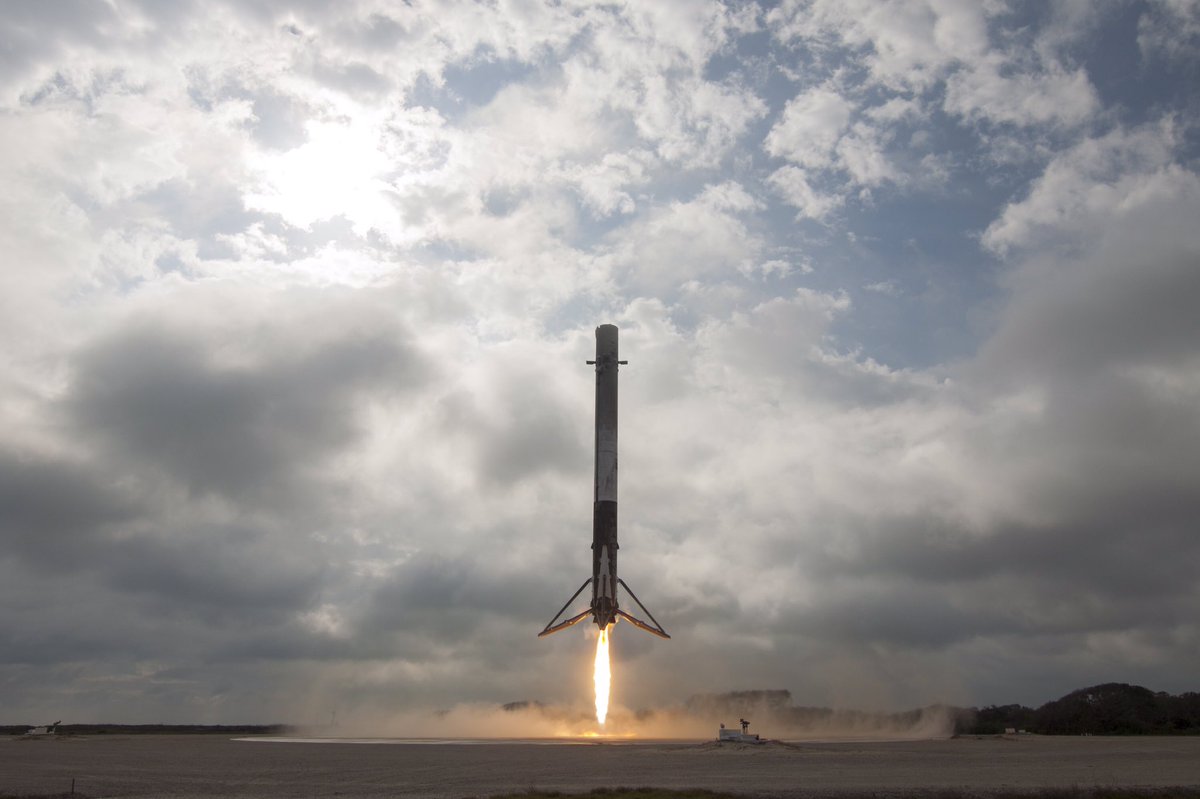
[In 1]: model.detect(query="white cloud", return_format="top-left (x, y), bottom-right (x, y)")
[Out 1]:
top-left (603, 182), bottom-right (767, 293)
top-left (983, 120), bottom-right (1194, 254)
top-left (767, 0), bottom-right (989, 92)
top-left (768, 0), bottom-right (1098, 130)
top-left (864, 279), bottom-right (901, 295)
top-left (762, 85), bottom-right (907, 217)
top-left (865, 96), bottom-right (922, 122)
top-left (216, 222), bottom-right (290, 261)
top-left (943, 59), bottom-right (1098, 128)
top-left (1138, 0), bottom-right (1200, 62)
top-left (695, 288), bottom-right (852, 383)
top-left (767, 165), bottom-right (845, 220)
top-left (750, 258), bottom-right (811, 280)
top-left (552, 1), bottom-right (767, 169)
top-left (836, 122), bottom-right (901, 187)
top-left (564, 151), bottom-right (651, 217)
top-left (764, 85), bottom-right (853, 168)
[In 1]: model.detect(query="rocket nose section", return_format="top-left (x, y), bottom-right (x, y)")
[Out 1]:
top-left (595, 324), bottom-right (618, 352)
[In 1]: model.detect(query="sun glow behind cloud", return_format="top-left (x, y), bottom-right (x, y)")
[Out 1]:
top-left (245, 115), bottom-right (413, 243)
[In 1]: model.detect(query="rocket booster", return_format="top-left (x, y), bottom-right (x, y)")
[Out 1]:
top-left (539, 324), bottom-right (669, 639)
top-left (592, 323), bottom-right (620, 629)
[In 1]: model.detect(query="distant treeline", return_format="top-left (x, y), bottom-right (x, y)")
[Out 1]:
top-left (956, 683), bottom-right (1200, 735)
top-left (2, 723), bottom-right (289, 736)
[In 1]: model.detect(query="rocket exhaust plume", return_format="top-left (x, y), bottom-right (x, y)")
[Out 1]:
top-left (594, 627), bottom-right (611, 725)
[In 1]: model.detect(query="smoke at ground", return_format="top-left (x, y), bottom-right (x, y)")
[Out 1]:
top-left (306, 690), bottom-right (956, 740)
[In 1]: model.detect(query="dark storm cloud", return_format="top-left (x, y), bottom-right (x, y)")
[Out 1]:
top-left (106, 523), bottom-right (325, 614)
top-left (66, 311), bottom-right (429, 501)
top-left (781, 583), bottom-right (1017, 649)
top-left (0, 450), bottom-right (134, 571)
top-left (476, 401), bottom-right (583, 488)
top-left (778, 508), bottom-right (1199, 650)
top-left (0, 447), bottom-right (332, 666)
top-left (981, 241), bottom-right (1200, 384)
top-left (825, 501), bottom-right (1200, 597)
top-left (656, 576), bottom-right (744, 630)
top-left (0, 575), bottom-right (148, 665)
top-left (0, 291), bottom-right (442, 684)
top-left (363, 550), bottom-right (558, 642)
top-left (435, 378), bottom-right (588, 489)
top-left (0, 568), bottom-right (256, 669)
top-left (417, 337), bottom-right (593, 492)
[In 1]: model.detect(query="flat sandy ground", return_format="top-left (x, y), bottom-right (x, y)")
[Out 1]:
top-left (3, 734), bottom-right (1200, 799)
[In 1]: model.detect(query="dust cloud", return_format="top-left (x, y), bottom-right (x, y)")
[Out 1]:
top-left (296, 690), bottom-right (956, 741)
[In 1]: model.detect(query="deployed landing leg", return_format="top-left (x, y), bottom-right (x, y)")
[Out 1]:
top-left (539, 579), bottom-right (593, 637)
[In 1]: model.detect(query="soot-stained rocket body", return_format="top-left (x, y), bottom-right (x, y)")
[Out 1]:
top-left (540, 324), bottom-right (669, 639)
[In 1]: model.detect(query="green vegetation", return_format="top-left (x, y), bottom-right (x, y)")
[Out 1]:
top-left (11, 787), bottom-right (1195, 799)
top-left (907, 787), bottom-right (1200, 791)
top-left (478, 790), bottom-right (1200, 799)
top-left (484, 791), bottom-right (743, 799)
top-left (958, 683), bottom-right (1200, 736)
top-left (0, 723), bottom-right (287, 736)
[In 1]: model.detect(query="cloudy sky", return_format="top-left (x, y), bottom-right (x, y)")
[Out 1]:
top-left (2, 0), bottom-right (1199, 728)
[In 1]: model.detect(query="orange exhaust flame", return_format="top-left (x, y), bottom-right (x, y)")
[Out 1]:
top-left (594, 626), bottom-right (611, 725)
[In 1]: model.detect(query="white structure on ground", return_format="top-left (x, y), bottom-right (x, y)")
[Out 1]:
top-left (25, 721), bottom-right (61, 736)
top-left (718, 719), bottom-right (762, 743)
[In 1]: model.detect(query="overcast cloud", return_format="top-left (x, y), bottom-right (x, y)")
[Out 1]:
top-left (1, 0), bottom-right (1199, 729)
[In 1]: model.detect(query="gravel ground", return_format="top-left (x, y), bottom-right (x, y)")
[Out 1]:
top-left (2, 734), bottom-right (1199, 799)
